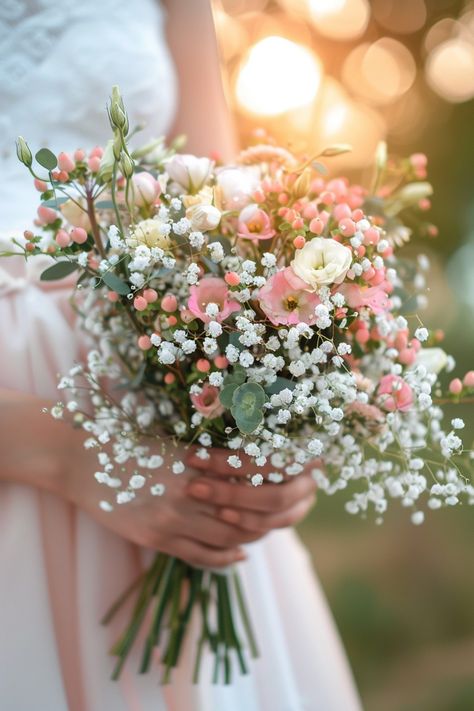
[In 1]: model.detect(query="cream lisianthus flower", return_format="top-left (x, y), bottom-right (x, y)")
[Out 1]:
top-left (60, 197), bottom-right (91, 231)
top-left (291, 237), bottom-right (352, 290)
top-left (415, 347), bottom-right (448, 374)
top-left (184, 186), bottom-right (221, 232)
top-left (126, 219), bottom-right (171, 249)
top-left (165, 154), bottom-right (213, 193)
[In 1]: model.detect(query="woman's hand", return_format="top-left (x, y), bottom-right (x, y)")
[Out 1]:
top-left (185, 448), bottom-right (317, 539)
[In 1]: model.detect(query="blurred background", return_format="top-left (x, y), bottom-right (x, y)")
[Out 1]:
top-left (212, 1), bottom-right (474, 708)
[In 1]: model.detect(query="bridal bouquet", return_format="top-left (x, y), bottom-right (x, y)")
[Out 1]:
top-left (5, 86), bottom-right (473, 683)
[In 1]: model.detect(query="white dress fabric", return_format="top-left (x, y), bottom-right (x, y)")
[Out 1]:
top-left (0, 1), bottom-right (362, 709)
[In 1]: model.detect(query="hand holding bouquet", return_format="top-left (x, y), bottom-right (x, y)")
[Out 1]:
top-left (5, 86), bottom-right (473, 683)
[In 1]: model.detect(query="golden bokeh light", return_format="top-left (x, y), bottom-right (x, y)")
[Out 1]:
top-left (425, 38), bottom-right (474, 102)
top-left (372, 0), bottom-right (426, 35)
top-left (309, 0), bottom-right (370, 41)
top-left (423, 18), bottom-right (463, 55)
top-left (342, 38), bottom-right (416, 106)
top-left (235, 36), bottom-right (322, 116)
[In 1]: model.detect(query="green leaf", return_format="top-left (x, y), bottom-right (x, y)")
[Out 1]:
top-left (311, 161), bottom-right (328, 175)
top-left (233, 410), bottom-right (263, 434)
top-left (41, 197), bottom-right (69, 209)
top-left (229, 332), bottom-right (244, 353)
top-left (102, 271), bottom-right (130, 295)
top-left (95, 200), bottom-right (115, 209)
top-left (219, 383), bottom-right (239, 408)
top-left (40, 261), bottom-right (78, 281)
top-left (223, 364), bottom-right (246, 387)
top-left (35, 148), bottom-right (57, 171)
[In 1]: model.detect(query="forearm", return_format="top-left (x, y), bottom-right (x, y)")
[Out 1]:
top-left (0, 388), bottom-right (88, 496)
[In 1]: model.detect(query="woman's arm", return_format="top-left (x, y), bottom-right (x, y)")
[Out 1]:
top-left (164, 0), bottom-right (238, 161)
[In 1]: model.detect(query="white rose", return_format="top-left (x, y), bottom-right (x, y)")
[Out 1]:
top-left (415, 347), bottom-right (448, 374)
top-left (291, 237), bottom-right (352, 290)
top-left (215, 167), bottom-right (260, 210)
top-left (165, 154), bottom-right (213, 193)
top-left (186, 204), bottom-right (221, 232)
top-left (126, 219), bottom-right (171, 249)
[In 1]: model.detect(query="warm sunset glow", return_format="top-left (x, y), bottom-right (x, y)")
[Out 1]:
top-left (235, 36), bottom-right (322, 116)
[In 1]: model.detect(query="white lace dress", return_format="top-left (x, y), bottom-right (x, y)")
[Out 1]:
top-left (0, 2), bottom-right (361, 709)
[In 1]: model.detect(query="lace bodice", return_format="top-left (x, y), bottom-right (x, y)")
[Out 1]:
top-left (0, 0), bottom-right (177, 230)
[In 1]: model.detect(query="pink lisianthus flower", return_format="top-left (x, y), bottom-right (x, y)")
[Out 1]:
top-left (237, 204), bottom-right (275, 241)
top-left (191, 385), bottom-right (224, 419)
top-left (337, 282), bottom-right (389, 315)
top-left (377, 374), bottom-right (413, 412)
top-left (258, 267), bottom-right (321, 326)
top-left (188, 277), bottom-right (240, 323)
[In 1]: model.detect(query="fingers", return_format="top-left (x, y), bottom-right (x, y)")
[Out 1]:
top-left (181, 513), bottom-right (265, 548)
top-left (185, 447), bottom-right (250, 478)
top-left (169, 537), bottom-right (246, 569)
top-left (186, 473), bottom-right (316, 513)
top-left (218, 493), bottom-right (316, 534)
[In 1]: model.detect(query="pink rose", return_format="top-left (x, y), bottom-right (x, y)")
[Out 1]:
top-left (237, 204), bottom-right (275, 241)
top-left (188, 277), bottom-right (240, 323)
top-left (377, 374), bottom-right (413, 412)
top-left (337, 282), bottom-right (389, 315)
top-left (191, 384), bottom-right (224, 419)
top-left (258, 268), bottom-right (321, 326)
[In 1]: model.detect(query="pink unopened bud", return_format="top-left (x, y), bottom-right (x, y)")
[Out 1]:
top-left (74, 149), bottom-right (86, 162)
top-left (302, 203), bottom-right (318, 220)
top-left (55, 230), bottom-right (71, 248)
top-left (34, 178), bottom-right (48, 192)
top-left (134, 296), bottom-right (148, 311)
top-left (196, 359), bottom-right (211, 373)
top-left (57, 152), bottom-right (76, 173)
top-left (138, 335), bottom-right (152, 350)
top-left (164, 372), bottom-right (176, 384)
top-left (37, 206), bottom-right (57, 224)
top-left (143, 288), bottom-right (158, 303)
top-left (463, 371), bottom-right (474, 388)
top-left (449, 378), bottom-right (463, 395)
top-left (70, 227), bottom-right (88, 244)
top-left (293, 235), bottom-right (306, 249)
top-left (167, 315), bottom-right (178, 326)
top-left (88, 156), bottom-right (101, 173)
top-left (309, 217), bottom-right (324, 235)
top-left (161, 294), bottom-right (177, 312)
top-left (180, 309), bottom-right (196, 324)
top-left (225, 272), bottom-right (240, 287)
top-left (89, 146), bottom-right (104, 158)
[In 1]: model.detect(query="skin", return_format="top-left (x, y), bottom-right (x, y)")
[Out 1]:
top-left (0, 389), bottom-right (317, 568)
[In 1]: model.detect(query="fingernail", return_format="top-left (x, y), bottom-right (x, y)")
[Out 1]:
top-left (220, 508), bottom-right (240, 524)
top-left (188, 482), bottom-right (212, 500)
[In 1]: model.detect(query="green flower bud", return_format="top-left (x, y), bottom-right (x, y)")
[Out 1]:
top-left (16, 136), bottom-right (33, 167)
top-left (120, 152), bottom-right (134, 179)
top-left (108, 85), bottom-right (129, 135)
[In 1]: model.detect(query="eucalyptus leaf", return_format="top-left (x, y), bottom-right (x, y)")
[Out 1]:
top-left (40, 261), bottom-right (78, 281)
top-left (219, 383), bottom-right (239, 408)
top-left (41, 197), bottom-right (69, 208)
top-left (95, 200), bottom-right (115, 209)
top-left (265, 377), bottom-right (296, 395)
top-left (231, 382), bottom-right (266, 418)
top-left (311, 161), bottom-right (328, 175)
top-left (35, 148), bottom-right (57, 171)
top-left (233, 410), bottom-right (263, 435)
top-left (229, 332), bottom-right (244, 353)
top-left (102, 272), bottom-right (130, 295)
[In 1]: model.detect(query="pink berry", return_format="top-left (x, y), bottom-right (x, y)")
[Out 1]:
top-left (74, 148), bottom-right (86, 162)
top-left (225, 272), bottom-right (240, 287)
top-left (37, 206), bottom-right (57, 224)
top-left (143, 288), bottom-right (158, 303)
top-left (302, 203), bottom-right (318, 220)
top-left (107, 291), bottom-right (119, 302)
top-left (449, 378), bottom-right (463, 395)
top-left (57, 152), bottom-right (76, 173)
top-left (71, 227), bottom-right (88, 244)
top-left (293, 235), bottom-right (306, 249)
top-left (196, 359), bottom-right (211, 373)
top-left (463, 371), bottom-right (474, 388)
top-left (89, 146), bottom-right (104, 158)
top-left (88, 156), bottom-right (101, 173)
top-left (55, 230), bottom-right (70, 249)
top-left (167, 316), bottom-right (178, 326)
top-left (161, 294), bottom-right (177, 312)
top-left (215, 355), bottom-right (228, 369)
top-left (134, 296), bottom-right (148, 311)
top-left (164, 372), bottom-right (176, 384)
top-left (34, 178), bottom-right (48, 192)
top-left (309, 217), bottom-right (324, 235)
top-left (338, 218), bottom-right (356, 237)
top-left (138, 335), bottom-right (152, 350)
